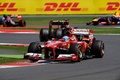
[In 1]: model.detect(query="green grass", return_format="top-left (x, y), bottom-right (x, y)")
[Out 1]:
top-left (92, 28), bottom-right (120, 34)
top-left (0, 46), bottom-right (27, 54)
top-left (22, 16), bottom-right (94, 26)
top-left (0, 57), bottom-right (23, 64)
top-left (0, 54), bottom-right (23, 58)
top-left (0, 46), bottom-right (28, 64)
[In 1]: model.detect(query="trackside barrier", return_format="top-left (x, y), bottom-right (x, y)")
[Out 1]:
top-left (0, 0), bottom-right (120, 14)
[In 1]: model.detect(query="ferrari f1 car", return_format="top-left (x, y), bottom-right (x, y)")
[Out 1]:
top-left (86, 16), bottom-right (120, 26)
top-left (24, 29), bottom-right (105, 62)
top-left (0, 14), bottom-right (26, 27)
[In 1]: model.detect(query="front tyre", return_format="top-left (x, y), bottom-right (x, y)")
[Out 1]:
top-left (28, 42), bottom-right (42, 53)
top-left (86, 22), bottom-right (91, 25)
top-left (69, 44), bottom-right (83, 62)
top-left (19, 20), bottom-right (26, 27)
top-left (26, 42), bottom-right (42, 62)
top-left (91, 40), bottom-right (104, 58)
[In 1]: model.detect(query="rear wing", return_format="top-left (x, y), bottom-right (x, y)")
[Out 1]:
top-left (49, 20), bottom-right (69, 25)
top-left (71, 29), bottom-right (94, 40)
top-left (49, 20), bottom-right (69, 39)
top-left (72, 29), bottom-right (94, 35)
top-left (49, 20), bottom-right (64, 25)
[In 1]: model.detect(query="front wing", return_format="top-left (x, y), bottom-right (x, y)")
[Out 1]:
top-left (24, 53), bottom-right (79, 61)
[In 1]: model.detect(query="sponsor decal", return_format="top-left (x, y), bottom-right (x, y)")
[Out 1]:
top-left (37, 2), bottom-right (88, 12)
top-left (1, 1), bottom-right (120, 14)
top-left (99, 2), bottom-right (120, 11)
top-left (106, 2), bottom-right (120, 11)
top-left (0, 2), bottom-right (18, 11)
top-left (0, 2), bottom-right (25, 12)
top-left (44, 2), bottom-right (81, 11)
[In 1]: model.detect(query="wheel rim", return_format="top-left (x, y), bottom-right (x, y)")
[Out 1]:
top-left (36, 44), bottom-right (42, 53)
top-left (77, 46), bottom-right (83, 59)
top-left (100, 43), bottom-right (104, 57)
top-left (78, 49), bottom-right (82, 58)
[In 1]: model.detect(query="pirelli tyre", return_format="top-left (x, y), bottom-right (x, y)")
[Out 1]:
top-left (3, 20), bottom-right (8, 27)
top-left (106, 17), bottom-right (112, 25)
top-left (91, 40), bottom-right (104, 58)
top-left (86, 22), bottom-right (91, 25)
top-left (92, 21), bottom-right (99, 26)
top-left (69, 44), bottom-right (83, 62)
top-left (28, 42), bottom-right (42, 53)
top-left (19, 20), bottom-right (26, 27)
top-left (54, 29), bottom-right (63, 39)
top-left (0, 19), bottom-right (3, 25)
top-left (26, 42), bottom-right (42, 62)
top-left (40, 29), bottom-right (49, 42)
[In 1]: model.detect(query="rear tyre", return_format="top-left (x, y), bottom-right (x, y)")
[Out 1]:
top-left (54, 29), bottom-right (63, 39)
top-left (69, 44), bottom-right (83, 62)
top-left (39, 29), bottom-right (49, 42)
top-left (91, 40), bottom-right (104, 58)
top-left (106, 18), bottom-right (112, 25)
top-left (19, 20), bottom-right (26, 27)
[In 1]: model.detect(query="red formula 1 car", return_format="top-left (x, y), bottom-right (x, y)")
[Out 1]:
top-left (24, 29), bottom-right (105, 62)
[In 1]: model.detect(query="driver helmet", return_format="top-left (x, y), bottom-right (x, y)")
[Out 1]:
top-left (62, 36), bottom-right (69, 41)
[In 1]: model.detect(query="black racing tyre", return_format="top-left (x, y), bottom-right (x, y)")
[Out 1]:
top-left (3, 20), bottom-right (8, 27)
top-left (92, 21), bottom-right (99, 26)
top-left (28, 42), bottom-right (42, 53)
top-left (26, 42), bottom-right (42, 62)
top-left (54, 29), bottom-right (63, 39)
top-left (0, 19), bottom-right (3, 25)
top-left (86, 22), bottom-right (91, 25)
top-left (69, 44), bottom-right (83, 62)
top-left (39, 29), bottom-right (49, 42)
top-left (91, 40), bottom-right (104, 58)
top-left (19, 20), bottom-right (26, 27)
top-left (106, 17), bottom-right (112, 25)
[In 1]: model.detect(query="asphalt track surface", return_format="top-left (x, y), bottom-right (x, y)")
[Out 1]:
top-left (0, 26), bottom-right (120, 80)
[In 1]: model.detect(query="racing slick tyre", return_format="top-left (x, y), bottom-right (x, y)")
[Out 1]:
top-left (26, 42), bottom-right (42, 62)
top-left (19, 20), bottom-right (26, 27)
top-left (106, 17), bottom-right (112, 25)
top-left (86, 22), bottom-right (91, 25)
top-left (40, 29), bottom-right (49, 42)
top-left (54, 29), bottom-right (63, 39)
top-left (0, 19), bottom-right (3, 25)
top-left (69, 44), bottom-right (83, 62)
top-left (3, 20), bottom-right (9, 27)
top-left (91, 40), bottom-right (104, 58)
top-left (28, 42), bottom-right (42, 53)
top-left (92, 21), bottom-right (99, 26)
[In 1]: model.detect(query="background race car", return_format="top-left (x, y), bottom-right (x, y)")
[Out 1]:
top-left (0, 14), bottom-right (26, 27)
top-left (86, 16), bottom-right (120, 26)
